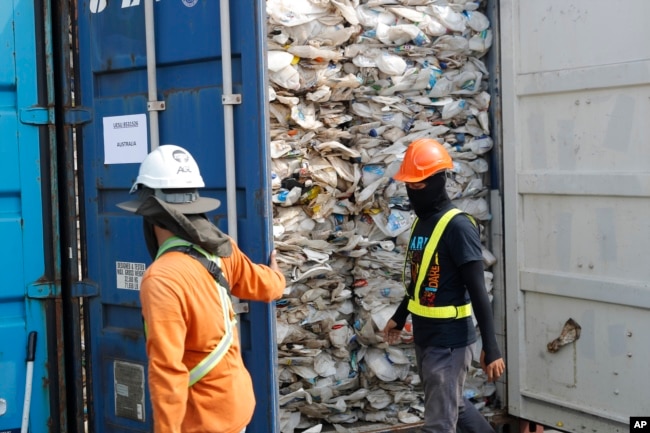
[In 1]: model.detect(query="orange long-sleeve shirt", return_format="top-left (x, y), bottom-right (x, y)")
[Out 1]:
top-left (140, 240), bottom-right (285, 433)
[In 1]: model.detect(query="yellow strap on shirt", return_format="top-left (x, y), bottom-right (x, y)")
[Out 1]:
top-left (155, 237), bottom-right (237, 387)
top-left (405, 208), bottom-right (473, 319)
top-left (188, 276), bottom-right (235, 386)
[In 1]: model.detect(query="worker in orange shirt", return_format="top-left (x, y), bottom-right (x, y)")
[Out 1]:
top-left (118, 144), bottom-right (285, 433)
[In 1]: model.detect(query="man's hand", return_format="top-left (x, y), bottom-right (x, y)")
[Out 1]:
top-left (382, 319), bottom-right (402, 345)
top-left (480, 350), bottom-right (505, 382)
top-left (269, 249), bottom-right (281, 273)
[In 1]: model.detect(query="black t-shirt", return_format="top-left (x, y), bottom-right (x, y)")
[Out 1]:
top-left (394, 204), bottom-right (483, 349)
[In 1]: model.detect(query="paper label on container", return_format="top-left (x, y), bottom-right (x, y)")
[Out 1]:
top-left (103, 114), bottom-right (148, 164)
top-left (116, 261), bottom-right (146, 290)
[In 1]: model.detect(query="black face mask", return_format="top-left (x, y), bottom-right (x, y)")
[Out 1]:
top-left (406, 172), bottom-right (451, 219)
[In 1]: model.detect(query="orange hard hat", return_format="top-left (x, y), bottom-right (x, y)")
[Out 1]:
top-left (393, 138), bottom-right (453, 182)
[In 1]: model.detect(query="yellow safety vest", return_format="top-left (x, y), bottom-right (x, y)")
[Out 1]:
top-left (404, 208), bottom-right (473, 319)
top-left (153, 237), bottom-right (237, 387)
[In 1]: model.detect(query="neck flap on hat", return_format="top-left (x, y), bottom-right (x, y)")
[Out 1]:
top-left (135, 195), bottom-right (233, 258)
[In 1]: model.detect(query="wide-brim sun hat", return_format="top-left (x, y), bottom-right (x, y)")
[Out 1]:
top-left (117, 144), bottom-right (220, 215)
top-left (117, 188), bottom-right (220, 215)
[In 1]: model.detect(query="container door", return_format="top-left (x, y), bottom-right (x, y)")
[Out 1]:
top-left (500, 1), bottom-right (650, 431)
top-left (0, 1), bottom-right (62, 433)
top-left (73, 1), bottom-right (277, 432)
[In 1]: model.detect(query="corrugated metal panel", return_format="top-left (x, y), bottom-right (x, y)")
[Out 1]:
top-left (501, 1), bottom-right (650, 431)
top-left (0, 1), bottom-right (60, 432)
top-left (73, 1), bottom-right (276, 432)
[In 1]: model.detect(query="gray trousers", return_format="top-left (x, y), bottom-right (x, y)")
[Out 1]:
top-left (415, 345), bottom-right (495, 433)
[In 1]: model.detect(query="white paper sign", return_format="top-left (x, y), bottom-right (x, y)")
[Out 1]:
top-left (116, 261), bottom-right (146, 290)
top-left (103, 114), bottom-right (148, 164)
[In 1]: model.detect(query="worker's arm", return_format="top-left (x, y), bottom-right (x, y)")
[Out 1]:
top-left (383, 295), bottom-right (410, 344)
top-left (221, 240), bottom-right (286, 302)
top-left (460, 260), bottom-right (505, 382)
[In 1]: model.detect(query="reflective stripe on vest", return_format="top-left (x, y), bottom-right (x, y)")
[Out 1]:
top-left (405, 208), bottom-right (472, 319)
top-left (155, 237), bottom-right (237, 387)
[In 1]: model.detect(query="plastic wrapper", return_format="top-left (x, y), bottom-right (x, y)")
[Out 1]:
top-left (267, 0), bottom-right (499, 429)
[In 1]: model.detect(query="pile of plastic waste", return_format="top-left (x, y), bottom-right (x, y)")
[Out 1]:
top-left (267, 1), bottom-right (498, 431)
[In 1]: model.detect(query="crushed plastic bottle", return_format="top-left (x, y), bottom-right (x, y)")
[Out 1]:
top-left (266, 0), bottom-right (499, 428)
top-left (273, 187), bottom-right (302, 207)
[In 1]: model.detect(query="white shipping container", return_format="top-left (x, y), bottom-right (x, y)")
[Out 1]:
top-left (269, 0), bottom-right (650, 431)
top-left (500, 0), bottom-right (650, 432)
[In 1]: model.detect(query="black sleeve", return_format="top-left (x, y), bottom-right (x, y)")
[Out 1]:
top-left (460, 260), bottom-right (502, 364)
top-left (389, 295), bottom-right (410, 330)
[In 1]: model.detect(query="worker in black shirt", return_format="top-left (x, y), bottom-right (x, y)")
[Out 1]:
top-left (383, 138), bottom-right (505, 433)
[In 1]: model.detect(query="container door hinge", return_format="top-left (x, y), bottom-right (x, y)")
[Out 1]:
top-left (20, 107), bottom-right (54, 125)
top-left (147, 101), bottom-right (166, 111)
top-left (233, 301), bottom-right (249, 314)
top-left (71, 280), bottom-right (100, 298)
top-left (222, 94), bottom-right (242, 105)
top-left (64, 107), bottom-right (93, 126)
top-left (27, 280), bottom-right (60, 298)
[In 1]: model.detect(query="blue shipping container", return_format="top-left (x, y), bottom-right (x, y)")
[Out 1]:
top-left (0, 0), bottom-right (62, 432)
top-left (73, 1), bottom-right (277, 432)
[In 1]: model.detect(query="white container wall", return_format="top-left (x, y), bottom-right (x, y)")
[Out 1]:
top-left (501, 1), bottom-right (650, 432)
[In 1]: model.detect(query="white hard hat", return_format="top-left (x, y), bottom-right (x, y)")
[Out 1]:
top-left (130, 144), bottom-right (205, 192)
top-left (117, 144), bottom-right (220, 214)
